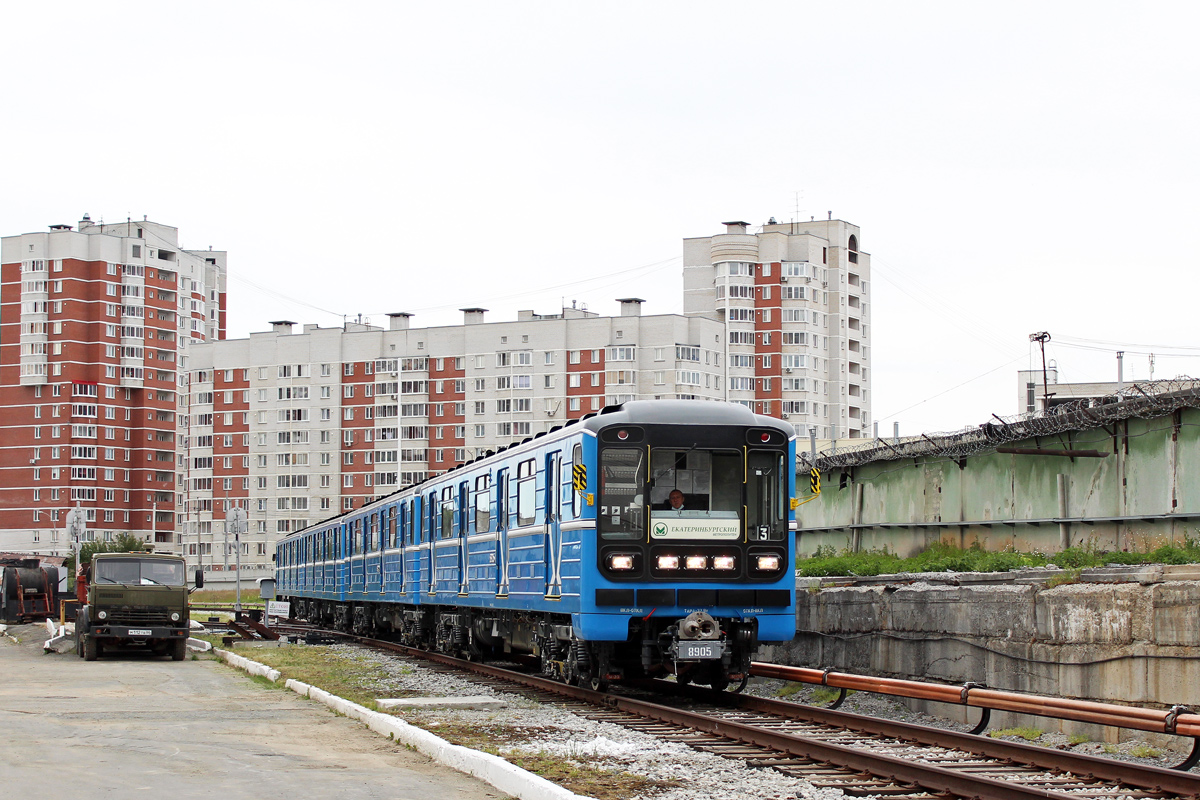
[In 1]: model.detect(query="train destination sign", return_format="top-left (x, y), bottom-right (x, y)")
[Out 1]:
top-left (650, 517), bottom-right (740, 540)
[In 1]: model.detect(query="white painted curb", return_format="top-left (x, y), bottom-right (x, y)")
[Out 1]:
top-left (213, 648), bottom-right (282, 682)
top-left (215, 650), bottom-right (590, 800)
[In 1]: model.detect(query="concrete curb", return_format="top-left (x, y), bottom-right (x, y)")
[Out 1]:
top-left (216, 650), bottom-right (589, 800)
top-left (213, 648), bottom-right (282, 682)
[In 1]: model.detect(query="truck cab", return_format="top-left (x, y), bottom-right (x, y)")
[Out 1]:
top-left (76, 553), bottom-right (203, 661)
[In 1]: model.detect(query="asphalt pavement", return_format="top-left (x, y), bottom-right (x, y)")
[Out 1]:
top-left (0, 623), bottom-right (509, 800)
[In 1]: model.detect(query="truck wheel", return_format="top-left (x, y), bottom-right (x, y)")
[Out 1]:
top-left (83, 635), bottom-right (99, 661)
top-left (171, 638), bottom-right (187, 661)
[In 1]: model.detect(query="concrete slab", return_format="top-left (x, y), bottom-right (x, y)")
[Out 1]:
top-left (0, 623), bottom-right (507, 800)
top-left (377, 695), bottom-right (510, 711)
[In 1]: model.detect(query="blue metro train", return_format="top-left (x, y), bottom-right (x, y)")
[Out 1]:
top-left (275, 400), bottom-right (797, 689)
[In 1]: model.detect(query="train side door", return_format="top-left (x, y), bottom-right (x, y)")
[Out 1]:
top-left (427, 490), bottom-right (439, 594)
top-left (495, 468), bottom-right (509, 597)
top-left (544, 450), bottom-right (563, 599)
top-left (457, 480), bottom-right (469, 596)
top-left (396, 502), bottom-right (407, 596)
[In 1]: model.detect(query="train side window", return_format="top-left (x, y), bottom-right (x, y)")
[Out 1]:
top-left (496, 469), bottom-right (508, 529)
top-left (440, 486), bottom-right (455, 539)
top-left (746, 451), bottom-right (788, 541)
top-left (570, 444), bottom-right (583, 518)
top-left (370, 514), bottom-right (379, 551)
top-left (475, 474), bottom-right (491, 532)
top-left (388, 507), bottom-right (397, 548)
top-left (404, 502), bottom-right (414, 545)
top-left (517, 458), bottom-right (536, 527)
top-left (458, 481), bottom-right (469, 535)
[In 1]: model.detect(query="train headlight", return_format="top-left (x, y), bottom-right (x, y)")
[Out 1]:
top-left (684, 555), bottom-right (707, 570)
top-left (607, 554), bottom-right (636, 571)
top-left (656, 555), bottom-right (680, 570)
top-left (755, 554), bottom-right (782, 572)
top-left (96, 610), bottom-right (107, 620)
top-left (711, 555), bottom-right (736, 571)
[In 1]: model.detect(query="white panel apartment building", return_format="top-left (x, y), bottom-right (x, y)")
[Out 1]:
top-left (180, 302), bottom-right (728, 573)
top-left (683, 219), bottom-right (871, 440)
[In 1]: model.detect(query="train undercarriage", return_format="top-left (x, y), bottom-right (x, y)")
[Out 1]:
top-left (287, 597), bottom-right (759, 691)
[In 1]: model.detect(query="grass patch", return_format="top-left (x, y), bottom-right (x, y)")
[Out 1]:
top-left (1067, 733), bottom-right (1090, 745)
top-left (191, 589), bottom-right (266, 607)
top-left (218, 644), bottom-right (401, 707)
top-left (1129, 745), bottom-right (1162, 758)
top-left (796, 536), bottom-right (1200, 577)
top-left (1102, 743), bottom-right (1118, 754)
top-left (504, 752), bottom-right (678, 800)
top-left (774, 682), bottom-right (805, 699)
top-left (989, 727), bottom-right (1043, 741)
top-left (810, 686), bottom-right (849, 705)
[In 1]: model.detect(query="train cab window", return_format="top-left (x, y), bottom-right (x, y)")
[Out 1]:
top-left (475, 474), bottom-right (490, 532)
top-left (649, 448), bottom-right (741, 517)
top-left (569, 444), bottom-right (583, 518)
top-left (440, 486), bottom-right (455, 539)
top-left (598, 448), bottom-right (645, 540)
top-left (517, 459), bottom-right (536, 527)
top-left (746, 451), bottom-right (788, 541)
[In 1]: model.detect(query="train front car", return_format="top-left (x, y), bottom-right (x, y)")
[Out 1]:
top-left (580, 401), bottom-right (796, 690)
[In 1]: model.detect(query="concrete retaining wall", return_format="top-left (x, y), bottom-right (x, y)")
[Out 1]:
top-left (763, 566), bottom-right (1200, 746)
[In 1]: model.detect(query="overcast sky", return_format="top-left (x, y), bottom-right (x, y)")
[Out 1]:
top-left (5, 2), bottom-right (1198, 435)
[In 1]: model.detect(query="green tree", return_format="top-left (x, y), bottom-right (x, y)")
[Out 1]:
top-left (63, 533), bottom-right (149, 576)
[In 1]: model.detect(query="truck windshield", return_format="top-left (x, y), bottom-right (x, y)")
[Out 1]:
top-left (94, 558), bottom-right (186, 587)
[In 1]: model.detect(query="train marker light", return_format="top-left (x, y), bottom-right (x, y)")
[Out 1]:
top-left (608, 554), bottom-right (636, 571)
top-left (657, 555), bottom-right (680, 570)
top-left (755, 554), bottom-right (781, 572)
top-left (685, 555), bottom-right (708, 570)
top-left (712, 555), bottom-right (736, 571)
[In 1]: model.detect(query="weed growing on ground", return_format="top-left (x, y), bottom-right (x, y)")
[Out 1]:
top-left (796, 537), bottom-right (1200, 576)
top-left (1129, 745), bottom-right (1162, 759)
top-left (1067, 733), bottom-right (1090, 745)
top-left (774, 682), bottom-right (805, 698)
top-left (989, 727), bottom-right (1043, 741)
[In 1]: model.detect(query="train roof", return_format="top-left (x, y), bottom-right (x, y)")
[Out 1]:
top-left (581, 399), bottom-right (793, 433)
top-left (278, 400), bottom-right (794, 542)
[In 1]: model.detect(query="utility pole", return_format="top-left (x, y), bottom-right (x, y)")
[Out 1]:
top-left (1029, 332), bottom-right (1052, 411)
top-left (227, 507), bottom-right (246, 614)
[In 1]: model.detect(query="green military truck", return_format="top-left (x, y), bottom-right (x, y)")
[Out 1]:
top-left (76, 552), bottom-right (203, 661)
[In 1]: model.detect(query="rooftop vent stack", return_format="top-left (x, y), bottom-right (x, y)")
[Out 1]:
top-left (269, 320), bottom-right (296, 334)
top-left (460, 308), bottom-right (488, 325)
top-left (722, 220), bottom-right (750, 234)
top-left (616, 297), bottom-right (645, 317)
top-left (387, 312), bottom-right (413, 331)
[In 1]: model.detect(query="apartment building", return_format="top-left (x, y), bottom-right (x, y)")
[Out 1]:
top-left (181, 302), bottom-right (727, 572)
top-left (0, 216), bottom-right (226, 556)
top-left (684, 218), bottom-right (871, 439)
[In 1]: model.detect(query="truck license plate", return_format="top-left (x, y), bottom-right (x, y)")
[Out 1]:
top-left (128, 629), bottom-right (152, 636)
top-left (678, 640), bottom-right (721, 660)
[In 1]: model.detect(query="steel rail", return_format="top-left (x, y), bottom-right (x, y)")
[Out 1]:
top-left (751, 662), bottom-right (1200, 739)
top-left (670, 684), bottom-right (1200, 798)
top-left (343, 636), bottom-right (1153, 800)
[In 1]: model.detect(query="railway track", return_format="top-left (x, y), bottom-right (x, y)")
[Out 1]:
top-left (260, 623), bottom-right (1200, 800)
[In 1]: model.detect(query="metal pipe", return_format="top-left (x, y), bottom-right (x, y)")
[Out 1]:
top-left (750, 662), bottom-right (1200, 736)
